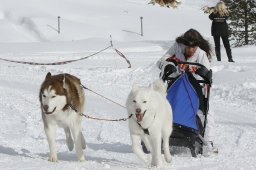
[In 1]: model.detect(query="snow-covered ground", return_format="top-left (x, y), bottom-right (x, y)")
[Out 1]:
top-left (0, 0), bottom-right (256, 169)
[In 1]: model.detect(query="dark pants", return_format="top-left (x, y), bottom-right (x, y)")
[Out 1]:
top-left (213, 35), bottom-right (233, 61)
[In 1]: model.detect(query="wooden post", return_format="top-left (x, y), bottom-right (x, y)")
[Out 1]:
top-left (110, 35), bottom-right (113, 47)
top-left (140, 16), bottom-right (143, 36)
top-left (58, 16), bottom-right (60, 34)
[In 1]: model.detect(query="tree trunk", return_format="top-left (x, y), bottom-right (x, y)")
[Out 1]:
top-left (244, 2), bottom-right (249, 45)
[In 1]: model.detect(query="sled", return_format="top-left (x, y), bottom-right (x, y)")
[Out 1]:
top-left (142, 61), bottom-right (212, 157)
top-left (166, 61), bottom-right (212, 157)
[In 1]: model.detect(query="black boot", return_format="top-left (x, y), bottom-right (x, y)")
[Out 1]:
top-left (226, 48), bottom-right (235, 62)
top-left (228, 58), bottom-right (235, 62)
top-left (215, 48), bottom-right (221, 61)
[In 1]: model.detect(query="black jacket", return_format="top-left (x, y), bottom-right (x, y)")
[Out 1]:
top-left (209, 13), bottom-right (229, 36)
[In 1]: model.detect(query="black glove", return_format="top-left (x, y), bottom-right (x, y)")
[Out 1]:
top-left (161, 64), bottom-right (177, 81)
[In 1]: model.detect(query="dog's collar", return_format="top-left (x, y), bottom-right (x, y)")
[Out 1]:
top-left (137, 123), bottom-right (150, 135)
top-left (63, 104), bottom-right (70, 111)
top-left (137, 113), bottom-right (156, 135)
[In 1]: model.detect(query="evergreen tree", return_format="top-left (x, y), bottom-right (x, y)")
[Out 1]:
top-left (224, 0), bottom-right (256, 47)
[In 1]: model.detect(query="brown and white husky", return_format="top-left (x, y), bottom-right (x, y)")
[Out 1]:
top-left (39, 72), bottom-right (86, 162)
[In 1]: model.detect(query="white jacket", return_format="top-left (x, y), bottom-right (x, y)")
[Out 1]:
top-left (157, 42), bottom-right (211, 72)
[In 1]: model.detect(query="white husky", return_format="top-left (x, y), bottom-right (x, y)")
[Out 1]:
top-left (126, 79), bottom-right (173, 168)
top-left (39, 72), bottom-right (86, 162)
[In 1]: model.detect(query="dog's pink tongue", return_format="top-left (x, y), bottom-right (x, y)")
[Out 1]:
top-left (136, 114), bottom-right (143, 122)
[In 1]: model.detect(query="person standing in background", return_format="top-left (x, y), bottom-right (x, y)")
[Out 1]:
top-left (209, 1), bottom-right (234, 62)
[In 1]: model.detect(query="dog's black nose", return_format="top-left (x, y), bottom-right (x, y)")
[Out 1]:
top-left (136, 108), bottom-right (141, 113)
top-left (43, 105), bottom-right (49, 111)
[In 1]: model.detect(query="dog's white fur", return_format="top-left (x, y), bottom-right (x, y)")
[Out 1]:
top-left (39, 72), bottom-right (86, 162)
top-left (126, 79), bottom-right (173, 168)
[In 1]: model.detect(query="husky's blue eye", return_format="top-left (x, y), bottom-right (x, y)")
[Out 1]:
top-left (43, 94), bottom-right (46, 97)
top-left (133, 100), bottom-right (136, 103)
top-left (143, 101), bottom-right (147, 103)
top-left (51, 96), bottom-right (56, 98)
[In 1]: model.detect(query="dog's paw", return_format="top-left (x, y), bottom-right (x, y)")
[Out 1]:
top-left (48, 155), bottom-right (58, 162)
top-left (165, 155), bottom-right (172, 163)
top-left (151, 163), bottom-right (163, 169)
top-left (151, 158), bottom-right (163, 168)
top-left (78, 156), bottom-right (86, 162)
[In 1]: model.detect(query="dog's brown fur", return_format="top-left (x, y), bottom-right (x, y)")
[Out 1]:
top-left (39, 73), bottom-right (84, 114)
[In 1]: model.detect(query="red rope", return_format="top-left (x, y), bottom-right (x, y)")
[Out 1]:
top-left (0, 45), bottom-right (131, 68)
top-left (114, 48), bottom-right (131, 68)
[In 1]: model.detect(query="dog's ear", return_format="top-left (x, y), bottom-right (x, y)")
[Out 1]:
top-left (45, 72), bottom-right (51, 80)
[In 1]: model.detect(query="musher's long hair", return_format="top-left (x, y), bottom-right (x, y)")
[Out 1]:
top-left (214, 1), bottom-right (229, 17)
top-left (176, 29), bottom-right (212, 59)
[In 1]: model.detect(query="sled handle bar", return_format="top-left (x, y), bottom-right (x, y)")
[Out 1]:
top-left (167, 60), bottom-right (212, 84)
top-left (170, 60), bottom-right (207, 69)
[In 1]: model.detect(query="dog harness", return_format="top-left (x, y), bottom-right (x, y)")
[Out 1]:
top-left (137, 123), bottom-right (150, 135)
top-left (137, 113), bottom-right (156, 135)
